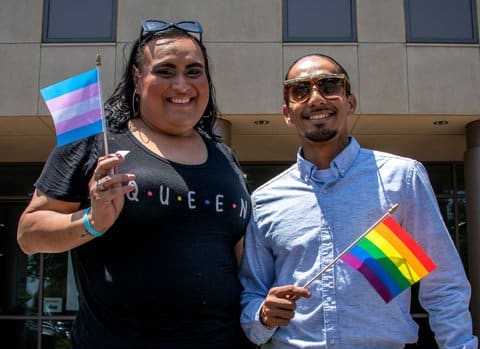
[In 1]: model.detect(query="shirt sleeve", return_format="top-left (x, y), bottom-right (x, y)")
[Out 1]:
top-left (239, 206), bottom-right (277, 345)
top-left (402, 161), bottom-right (478, 349)
top-left (35, 136), bottom-right (101, 203)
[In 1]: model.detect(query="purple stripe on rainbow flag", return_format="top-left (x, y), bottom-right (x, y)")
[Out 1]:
top-left (40, 67), bottom-right (104, 147)
top-left (342, 252), bottom-right (394, 302)
top-left (349, 244), bottom-right (403, 296)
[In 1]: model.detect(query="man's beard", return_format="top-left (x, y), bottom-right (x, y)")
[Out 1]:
top-left (299, 107), bottom-right (338, 143)
top-left (304, 127), bottom-right (337, 143)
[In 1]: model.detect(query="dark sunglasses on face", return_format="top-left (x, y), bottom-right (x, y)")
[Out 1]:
top-left (140, 19), bottom-right (203, 42)
top-left (283, 73), bottom-right (348, 103)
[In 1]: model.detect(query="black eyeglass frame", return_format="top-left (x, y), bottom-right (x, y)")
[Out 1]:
top-left (139, 19), bottom-right (203, 42)
top-left (283, 73), bottom-right (349, 102)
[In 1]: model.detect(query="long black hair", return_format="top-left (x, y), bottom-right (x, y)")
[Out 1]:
top-left (104, 27), bottom-right (219, 139)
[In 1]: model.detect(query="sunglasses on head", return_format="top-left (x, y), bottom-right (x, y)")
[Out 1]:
top-left (140, 19), bottom-right (203, 42)
top-left (283, 73), bottom-right (349, 103)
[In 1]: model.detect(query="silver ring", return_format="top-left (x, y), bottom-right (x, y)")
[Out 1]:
top-left (96, 180), bottom-right (105, 191)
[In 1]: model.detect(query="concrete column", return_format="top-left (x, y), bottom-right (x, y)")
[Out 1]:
top-left (213, 118), bottom-right (232, 146)
top-left (465, 120), bottom-right (480, 337)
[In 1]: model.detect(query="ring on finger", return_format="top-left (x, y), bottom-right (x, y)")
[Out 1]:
top-left (96, 180), bottom-right (106, 191)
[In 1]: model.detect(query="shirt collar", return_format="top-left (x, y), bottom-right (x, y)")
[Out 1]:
top-left (297, 136), bottom-right (361, 183)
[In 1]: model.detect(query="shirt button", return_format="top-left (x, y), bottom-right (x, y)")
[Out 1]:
top-left (329, 339), bottom-right (336, 344)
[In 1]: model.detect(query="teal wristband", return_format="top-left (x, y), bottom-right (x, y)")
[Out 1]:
top-left (83, 207), bottom-right (104, 238)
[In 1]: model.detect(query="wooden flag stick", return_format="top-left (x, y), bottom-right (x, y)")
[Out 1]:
top-left (95, 54), bottom-right (109, 157)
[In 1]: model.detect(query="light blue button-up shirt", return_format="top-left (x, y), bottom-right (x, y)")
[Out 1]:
top-left (240, 137), bottom-right (477, 349)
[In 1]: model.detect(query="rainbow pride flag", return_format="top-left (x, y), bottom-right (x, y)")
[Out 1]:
top-left (40, 68), bottom-right (104, 147)
top-left (341, 215), bottom-right (436, 303)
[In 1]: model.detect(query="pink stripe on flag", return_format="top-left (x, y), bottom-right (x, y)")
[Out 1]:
top-left (45, 83), bottom-right (99, 113)
top-left (55, 108), bottom-right (102, 135)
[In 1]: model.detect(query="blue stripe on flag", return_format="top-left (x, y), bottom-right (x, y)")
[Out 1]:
top-left (56, 119), bottom-right (104, 147)
top-left (41, 68), bottom-right (98, 101)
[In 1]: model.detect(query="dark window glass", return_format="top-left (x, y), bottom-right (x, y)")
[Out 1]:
top-left (425, 164), bottom-right (453, 195)
top-left (0, 205), bottom-right (39, 316)
top-left (41, 319), bottom-right (73, 349)
top-left (0, 319), bottom-right (38, 349)
top-left (405, 0), bottom-right (478, 43)
top-left (437, 198), bottom-right (456, 242)
top-left (457, 198), bottom-right (469, 271)
top-left (283, 0), bottom-right (356, 42)
top-left (242, 163), bottom-right (292, 191)
top-left (43, 253), bottom-right (78, 316)
top-left (43, 0), bottom-right (117, 43)
top-left (0, 164), bottom-right (42, 197)
top-left (455, 164), bottom-right (465, 195)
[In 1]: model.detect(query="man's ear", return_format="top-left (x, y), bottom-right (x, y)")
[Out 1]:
top-left (282, 104), bottom-right (292, 125)
top-left (347, 94), bottom-right (357, 115)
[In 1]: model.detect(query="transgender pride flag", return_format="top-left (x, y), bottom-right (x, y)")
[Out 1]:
top-left (40, 68), bottom-right (104, 147)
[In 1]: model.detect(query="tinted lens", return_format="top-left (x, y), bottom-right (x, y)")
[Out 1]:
top-left (317, 77), bottom-right (344, 97)
top-left (175, 21), bottom-right (203, 34)
top-left (284, 74), bottom-right (347, 102)
top-left (290, 82), bottom-right (311, 101)
top-left (142, 20), bottom-right (170, 32)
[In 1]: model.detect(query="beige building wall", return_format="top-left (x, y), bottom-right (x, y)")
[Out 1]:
top-left (0, 0), bottom-right (479, 164)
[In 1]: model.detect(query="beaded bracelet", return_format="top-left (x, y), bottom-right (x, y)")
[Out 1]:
top-left (82, 207), bottom-right (104, 238)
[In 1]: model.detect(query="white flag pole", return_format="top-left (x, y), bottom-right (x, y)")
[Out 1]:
top-left (302, 204), bottom-right (400, 289)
